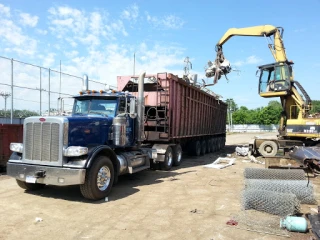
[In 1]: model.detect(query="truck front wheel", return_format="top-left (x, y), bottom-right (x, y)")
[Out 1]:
top-left (80, 156), bottom-right (114, 200)
top-left (16, 179), bottom-right (45, 191)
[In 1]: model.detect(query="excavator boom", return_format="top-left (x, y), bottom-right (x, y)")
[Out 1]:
top-left (216, 25), bottom-right (287, 62)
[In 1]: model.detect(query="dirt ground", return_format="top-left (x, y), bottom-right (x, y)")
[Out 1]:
top-left (0, 132), bottom-right (319, 240)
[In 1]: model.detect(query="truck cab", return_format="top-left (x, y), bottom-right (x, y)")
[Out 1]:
top-left (6, 73), bottom-right (159, 200)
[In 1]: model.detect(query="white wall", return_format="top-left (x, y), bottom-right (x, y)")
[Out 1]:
top-left (226, 124), bottom-right (279, 132)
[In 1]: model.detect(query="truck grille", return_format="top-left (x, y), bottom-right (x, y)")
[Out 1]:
top-left (25, 122), bottom-right (60, 162)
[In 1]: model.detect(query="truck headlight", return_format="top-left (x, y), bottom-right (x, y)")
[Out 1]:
top-left (10, 143), bottom-right (23, 153)
top-left (63, 146), bottom-right (88, 157)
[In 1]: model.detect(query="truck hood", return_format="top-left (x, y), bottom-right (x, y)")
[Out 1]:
top-left (66, 116), bottom-right (113, 147)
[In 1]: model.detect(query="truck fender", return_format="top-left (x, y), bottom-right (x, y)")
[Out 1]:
top-left (85, 146), bottom-right (119, 182)
top-left (152, 144), bottom-right (174, 162)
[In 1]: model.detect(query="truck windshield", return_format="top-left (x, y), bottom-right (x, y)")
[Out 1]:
top-left (73, 98), bottom-right (117, 116)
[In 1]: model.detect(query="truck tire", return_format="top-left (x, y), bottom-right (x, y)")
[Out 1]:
top-left (80, 155), bottom-right (114, 200)
top-left (201, 140), bottom-right (206, 155)
top-left (216, 138), bottom-right (221, 150)
top-left (172, 144), bottom-right (182, 166)
top-left (211, 138), bottom-right (217, 152)
top-left (189, 140), bottom-right (201, 156)
top-left (207, 139), bottom-right (212, 153)
top-left (221, 137), bottom-right (226, 148)
top-left (160, 146), bottom-right (173, 171)
top-left (258, 141), bottom-right (278, 157)
top-left (16, 179), bottom-right (45, 191)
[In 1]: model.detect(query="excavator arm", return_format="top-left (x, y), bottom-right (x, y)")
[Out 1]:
top-left (216, 25), bottom-right (287, 62)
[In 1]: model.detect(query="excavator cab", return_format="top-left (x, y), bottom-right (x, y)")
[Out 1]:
top-left (258, 62), bottom-right (293, 98)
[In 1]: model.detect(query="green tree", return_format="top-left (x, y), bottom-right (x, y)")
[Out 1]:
top-left (310, 100), bottom-right (320, 114)
top-left (225, 98), bottom-right (238, 112)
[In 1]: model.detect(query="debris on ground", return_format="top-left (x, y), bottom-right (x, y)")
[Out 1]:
top-left (242, 156), bottom-right (264, 164)
top-left (35, 217), bottom-right (43, 223)
top-left (235, 146), bottom-right (250, 156)
top-left (280, 216), bottom-right (308, 233)
top-left (226, 219), bottom-right (238, 226)
top-left (204, 157), bottom-right (236, 169)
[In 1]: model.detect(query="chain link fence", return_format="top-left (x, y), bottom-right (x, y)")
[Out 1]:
top-left (0, 56), bottom-right (115, 123)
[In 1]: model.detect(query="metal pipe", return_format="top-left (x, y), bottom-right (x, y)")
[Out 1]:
top-left (40, 68), bottom-right (42, 115)
top-left (11, 59), bottom-right (13, 124)
top-left (49, 69), bottom-right (51, 116)
top-left (82, 74), bottom-right (89, 91)
top-left (137, 71), bottom-right (146, 147)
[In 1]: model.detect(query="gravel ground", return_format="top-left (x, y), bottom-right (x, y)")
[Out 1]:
top-left (0, 132), bottom-right (318, 240)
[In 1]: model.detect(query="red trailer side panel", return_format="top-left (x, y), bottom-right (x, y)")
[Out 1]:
top-left (117, 73), bottom-right (227, 142)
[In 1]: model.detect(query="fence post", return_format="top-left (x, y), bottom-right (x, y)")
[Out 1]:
top-left (40, 67), bottom-right (42, 115)
top-left (48, 68), bottom-right (51, 116)
top-left (11, 59), bottom-right (13, 124)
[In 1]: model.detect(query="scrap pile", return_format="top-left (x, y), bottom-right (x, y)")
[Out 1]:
top-left (232, 168), bottom-right (317, 236)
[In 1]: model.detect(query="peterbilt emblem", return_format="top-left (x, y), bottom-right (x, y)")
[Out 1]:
top-left (39, 118), bottom-right (46, 122)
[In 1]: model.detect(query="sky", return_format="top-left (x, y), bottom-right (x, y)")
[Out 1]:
top-left (0, 0), bottom-right (320, 113)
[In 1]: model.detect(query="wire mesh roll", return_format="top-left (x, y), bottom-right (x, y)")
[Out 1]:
top-left (242, 189), bottom-right (301, 216)
top-left (244, 168), bottom-right (305, 180)
top-left (245, 179), bottom-right (317, 204)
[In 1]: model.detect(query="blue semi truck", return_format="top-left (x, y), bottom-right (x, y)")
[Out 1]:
top-left (7, 72), bottom-right (227, 200)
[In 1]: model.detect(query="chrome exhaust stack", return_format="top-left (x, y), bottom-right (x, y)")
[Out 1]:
top-left (82, 74), bottom-right (89, 91)
top-left (136, 71), bottom-right (146, 147)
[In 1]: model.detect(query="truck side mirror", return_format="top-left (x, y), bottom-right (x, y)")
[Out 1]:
top-left (129, 98), bottom-right (137, 119)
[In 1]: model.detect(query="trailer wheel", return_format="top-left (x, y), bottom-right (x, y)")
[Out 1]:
top-left (206, 139), bottom-right (211, 153)
top-left (189, 140), bottom-right (201, 156)
top-left (16, 179), bottom-right (45, 191)
top-left (211, 138), bottom-right (217, 152)
top-left (80, 155), bottom-right (114, 200)
top-left (201, 140), bottom-right (206, 155)
top-left (216, 138), bottom-right (221, 150)
top-left (258, 141), bottom-right (278, 157)
top-left (160, 147), bottom-right (173, 170)
top-left (221, 137), bottom-right (226, 148)
top-left (172, 144), bottom-right (182, 166)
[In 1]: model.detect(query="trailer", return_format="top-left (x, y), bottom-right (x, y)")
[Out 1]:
top-left (117, 72), bottom-right (227, 155)
top-left (7, 72), bottom-right (227, 200)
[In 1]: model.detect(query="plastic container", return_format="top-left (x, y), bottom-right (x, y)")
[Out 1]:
top-left (280, 216), bottom-right (308, 233)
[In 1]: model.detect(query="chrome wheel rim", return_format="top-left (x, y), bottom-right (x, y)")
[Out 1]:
top-left (177, 150), bottom-right (182, 162)
top-left (97, 166), bottom-right (111, 191)
top-left (167, 151), bottom-right (173, 166)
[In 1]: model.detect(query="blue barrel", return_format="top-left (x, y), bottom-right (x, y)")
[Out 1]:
top-left (280, 216), bottom-right (308, 233)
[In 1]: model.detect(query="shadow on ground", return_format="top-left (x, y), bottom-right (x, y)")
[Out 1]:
top-left (14, 144), bottom-right (239, 203)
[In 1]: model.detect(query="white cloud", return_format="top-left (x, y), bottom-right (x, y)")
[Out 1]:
top-left (42, 52), bottom-right (56, 67)
top-left (0, 19), bottom-right (37, 56)
top-left (64, 50), bottom-right (78, 58)
top-left (0, 3), bottom-right (10, 17)
top-left (0, 4), bottom-right (188, 111)
top-left (19, 13), bottom-right (39, 27)
top-left (36, 29), bottom-right (48, 35)
top-left (48, 6), bottom-right (128, 47)
top-left (233, 55), bottom-right (262, 67)
top-left (121, 4), bottom-right (139, 21)
top-left (146, 12), bottom-right (184, 29)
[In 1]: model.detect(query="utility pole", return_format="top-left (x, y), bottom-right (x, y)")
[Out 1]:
top-left (0, 91), bottom-right (11, 122)
top-left (133, 52), bottom-right (136, 76)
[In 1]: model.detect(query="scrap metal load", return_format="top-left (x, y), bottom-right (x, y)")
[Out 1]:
top-left (205, 47), bottom-right (232, 84)
top-left (117, 73), bottom-right (227, 153)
